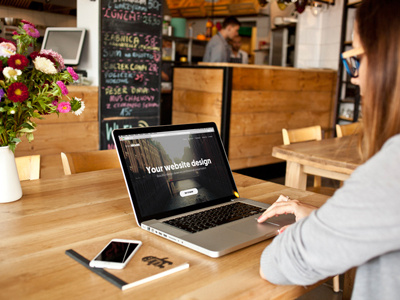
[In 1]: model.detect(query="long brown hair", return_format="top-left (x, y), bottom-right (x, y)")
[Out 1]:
top-left (356, 0), bottom-right (400, 159)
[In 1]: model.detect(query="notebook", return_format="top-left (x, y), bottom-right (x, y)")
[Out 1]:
top-left (112, 122), bottom-right (294, 257)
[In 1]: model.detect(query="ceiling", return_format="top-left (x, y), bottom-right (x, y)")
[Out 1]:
top-left (0, 0), bottom-right (77, 16)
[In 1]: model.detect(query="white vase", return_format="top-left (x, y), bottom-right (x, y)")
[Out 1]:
top-left (0, 146), bottom-right (23, 203)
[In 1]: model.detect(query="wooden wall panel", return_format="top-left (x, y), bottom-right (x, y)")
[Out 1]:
top-left (172, 68), bottom-right (224, 128)
top-left (229, 111), bottom-right (333, 137)
top-left (15, 122), bottom-right (99, 156)
top-left (231, 90), bottom-right (333, 113)
top-left (173, 90), bottom-right (222, 116)
top-left (15, 86), bottom-right (99, 178)
top-left (228, 68), bottom-right (336, 169)
top-left (172, 112), bottom-right (221, 130)
top-left (232, 67), bottom-right (336, 92)
top-left (173, 68), bottom-right (223, 93)
top-left (228, 133), bottom-right (283, 170)
top-left (229, 67), bottom-right (337, 170)
top-left (173, 65), bottom-right (337, 170)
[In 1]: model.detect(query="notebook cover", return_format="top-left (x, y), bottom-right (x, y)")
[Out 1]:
top-left (66, 240), bottom-right (189, 290)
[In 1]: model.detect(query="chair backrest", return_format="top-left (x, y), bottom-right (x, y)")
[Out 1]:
top-left (336, 122), bottom-right (362, 138)
top-left (282, 125), bottom-right (322, 145)
top-left (15, 155), bottom-right (41, 181)
top-left (61, 150), bottom-right (120, 175)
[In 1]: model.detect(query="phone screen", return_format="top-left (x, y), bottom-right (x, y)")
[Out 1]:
top-left (94, 241), bottom-right (140, 263)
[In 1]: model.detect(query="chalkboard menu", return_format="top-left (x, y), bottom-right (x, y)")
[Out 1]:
top-left (100, 0), bottom-right (162, 149)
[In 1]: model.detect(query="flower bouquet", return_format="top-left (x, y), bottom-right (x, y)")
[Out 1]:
top-left (0, 20), bottom-right (84, 152)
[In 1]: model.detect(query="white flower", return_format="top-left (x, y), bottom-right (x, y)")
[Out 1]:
top-left (73, 98), bottom-right (85, 116)
top-left (0, 42), bottom-right (16, 52)
top-left (0, 46), bottom-right (15, 58)
top-left (33, 56), bottom-right (58, 74)
top-left (3, 67), bottom-right (22, 80)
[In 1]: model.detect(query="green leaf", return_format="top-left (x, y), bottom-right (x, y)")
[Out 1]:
top-left (9, 143), bottom-right (16, 153)
top-left (18, 127), bottom-right (35, 133)
top-left (38, 99), bottom-right (47, 110)
top-left (26, 133), bottom-right (34, 142)
top-left (70, 99), bottom-right (82, 111)
top-left (21, 122), bottom-right (35, 130)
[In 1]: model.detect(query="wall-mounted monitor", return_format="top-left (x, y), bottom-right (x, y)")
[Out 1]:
top-left (41, 27), bottom-right (86, 66)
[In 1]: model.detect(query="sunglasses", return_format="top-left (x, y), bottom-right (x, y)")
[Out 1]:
top-left (341, 47), bottom-right (365, 78)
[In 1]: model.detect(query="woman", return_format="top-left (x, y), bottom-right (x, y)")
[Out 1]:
top-left (258, 0), bottom-right (400, 299)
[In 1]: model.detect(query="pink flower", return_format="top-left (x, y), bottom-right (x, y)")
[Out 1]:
top-left (23, 24), bottom-right (40, 38)
top-left (56, 81), bottom-right (68, 95)
top-left (57, 102), bottom-right (71, 113)
top-left (67, 67), bottom-right (79, 81)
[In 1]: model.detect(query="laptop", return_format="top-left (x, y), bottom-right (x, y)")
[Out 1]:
top-left (112, 122), bottom-right (294, 257)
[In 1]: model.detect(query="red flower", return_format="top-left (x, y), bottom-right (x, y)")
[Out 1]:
top-left (30, 51), bottom-right (39, 60)
top-left (7, 82), bottom-right (29, 103)
top-left (30, 51), bottom-right (56, 65)
top-left (8, 54), bottom-right (29, 70)
top-left (0, 61), bottom-right (3, 73)
top-left (21, 20), bottom-right (35, 27)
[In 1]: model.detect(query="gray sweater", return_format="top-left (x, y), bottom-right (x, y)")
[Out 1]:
top-left (202, 33), bottom-right (231, 63)
top-left (260, 134), bottom-right (400, 300)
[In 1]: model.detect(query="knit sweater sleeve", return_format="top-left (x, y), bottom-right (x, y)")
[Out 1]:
top-left (260, 135), bottom-right (400, 286)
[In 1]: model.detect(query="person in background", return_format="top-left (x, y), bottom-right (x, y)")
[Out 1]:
top-left (229, 36), bottom-right (249, 64)
top-left (202, 17), bottom-right (241, 63)
top-left (258, 0), bottom-right (400, 299)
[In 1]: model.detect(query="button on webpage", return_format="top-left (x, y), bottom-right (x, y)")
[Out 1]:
top-left (179, 188), bottom-right (198, 197)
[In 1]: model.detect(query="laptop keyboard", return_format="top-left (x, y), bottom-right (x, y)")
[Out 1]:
top-left (163, 202), bottom-right (265, 233)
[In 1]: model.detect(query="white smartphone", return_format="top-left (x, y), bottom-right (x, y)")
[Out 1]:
top-left (89, 239), bottom-right (142, 269)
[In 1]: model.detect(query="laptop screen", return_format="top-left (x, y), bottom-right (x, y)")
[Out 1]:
top-left (113, 123), bottom-right (239, 223)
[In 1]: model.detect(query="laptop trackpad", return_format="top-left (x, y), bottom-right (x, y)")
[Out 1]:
top-left (264, 214), bottom-right (295, 227)
top-left (228, 214), bottom-right (295, 236)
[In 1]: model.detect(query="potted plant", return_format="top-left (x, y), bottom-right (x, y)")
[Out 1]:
top-left (0, 20), bottom-right (85, 203)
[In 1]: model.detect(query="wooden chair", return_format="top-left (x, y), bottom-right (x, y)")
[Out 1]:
top-left (15, 155), bottom-right (41, 181)
top-left (282, 126), bottom-right (326, 190)
top-left (336, 122), bottom-right (362, 138)
top-left (61, 150), bottom-right (120, 175)
top-left (282, 125), bottom-right (322, 145)
top-left (282, 125), bottom-right (340, 293)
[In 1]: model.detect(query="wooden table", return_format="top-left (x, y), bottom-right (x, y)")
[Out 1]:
top-left (0, 168), bottom-right (330, 300)
top-left (272, 135), bottom-right (363, 190)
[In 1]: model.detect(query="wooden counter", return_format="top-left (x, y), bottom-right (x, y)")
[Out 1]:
top-left (172, 63), bottom-right (337, 170)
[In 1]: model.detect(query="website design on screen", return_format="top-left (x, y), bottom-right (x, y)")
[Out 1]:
top-left (118, 128), bottom-right (235, 217)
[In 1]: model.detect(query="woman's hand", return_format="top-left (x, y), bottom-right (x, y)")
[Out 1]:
top-left (257, 194), bottom-right (318, 225)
